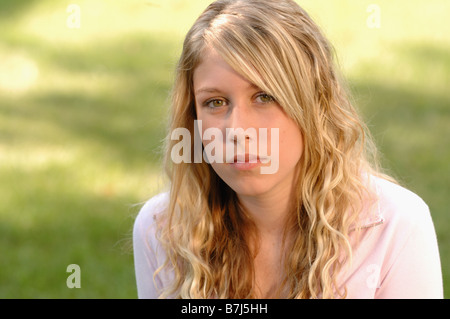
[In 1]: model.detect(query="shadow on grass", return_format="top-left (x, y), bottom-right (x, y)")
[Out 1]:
top-left (1, 33), bottom-right (180, 168)
top-left (349, 42), bottom-right (450, 183)
top-left (349, 41), bottom-right (450, 209)
top-left (0, 0), bottom-right (39, 19)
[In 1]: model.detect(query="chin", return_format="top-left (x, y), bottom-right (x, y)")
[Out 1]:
top-left (210, 163), bottom-right (279, 197)
top-left (222, 176), bottom-right (273, 197)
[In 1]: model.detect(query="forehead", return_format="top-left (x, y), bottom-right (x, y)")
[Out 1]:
top-left (193, 48), bottom-right (255, 92)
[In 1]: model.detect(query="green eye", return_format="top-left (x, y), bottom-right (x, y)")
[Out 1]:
top-left (257, 93), bottom-right (275, 103)
top-left (212, 100), bottom-right (224, 107)
top-left (206, 99), bottom-right (226, 108)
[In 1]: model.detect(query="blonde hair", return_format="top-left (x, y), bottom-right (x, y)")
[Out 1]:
top-left (156, 0), bottom-right (388, 298)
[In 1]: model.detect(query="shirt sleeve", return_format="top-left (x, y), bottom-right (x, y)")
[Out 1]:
top-left (133, 193), bottom-right (169, 299)
top-left (375, 203), bottom-right (443, 299)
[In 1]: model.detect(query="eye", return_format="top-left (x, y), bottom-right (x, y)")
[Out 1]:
top-left (204, 98), bottom-right (227, 109)
top-left (255, 93), bottom-right (275, 104)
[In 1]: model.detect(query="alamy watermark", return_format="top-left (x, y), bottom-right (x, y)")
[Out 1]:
top-left (366, 264), bottom-right (381, 289)
top-left (366, 4), bottom-right (381, 29)
top-left (170, 120), bottom-right (280, 174)
top-left (66, 264), bottom-right (81, 289)
top-left (66, 4), bottom-right (81, 29)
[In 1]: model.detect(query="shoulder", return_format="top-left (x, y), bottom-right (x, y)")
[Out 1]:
top-left (355, 175), bottom-right (430, 232)
top-left (354, 174), bottom-right (437, 269)
top-left (372, 176), bottom-right (431, 229)
top-left (344, 176), bottom-right (442, 298)
top-left (368, 177), bottom-right (443, 298)
top-left (134, 192), bottom-right (169, 227)
top-left (133, 192), bottom-right (170, 243)
top-left (366, 175), bottom-right (440, 271)
top-left (132, 192), bottom-right (171, 298)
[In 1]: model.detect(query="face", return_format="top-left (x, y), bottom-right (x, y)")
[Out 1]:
top-left (193, 48), bottom-right (304, 198)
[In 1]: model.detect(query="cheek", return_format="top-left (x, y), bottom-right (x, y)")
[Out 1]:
top-left (195, 108), bottom-right (223, 135)
top-left (263, 107), bottom-right (303, 158)
top-left (195, 110), bottom-right (221, 141)
top-left (278, 125), bottom-right (304, 165)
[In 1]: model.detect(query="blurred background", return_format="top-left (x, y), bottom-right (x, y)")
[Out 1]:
top-left (0, 0), bottom-right (448, 298)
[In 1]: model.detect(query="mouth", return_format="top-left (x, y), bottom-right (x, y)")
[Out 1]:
top-left (226, 154), bottom-right (269, 171)
top-left (233, 154), bottom-right (259, 163)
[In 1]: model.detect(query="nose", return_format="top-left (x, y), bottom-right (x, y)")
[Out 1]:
top-left (225, 102), bottom-right (255, 143)
top-left (224, 102), bottom-right (258, 162)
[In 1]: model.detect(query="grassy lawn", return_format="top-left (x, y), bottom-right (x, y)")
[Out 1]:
top-left (0, 0), bottom-right (448, 298)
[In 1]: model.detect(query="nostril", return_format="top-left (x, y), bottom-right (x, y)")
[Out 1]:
top-left (232, 134), bottom-right (250, 142)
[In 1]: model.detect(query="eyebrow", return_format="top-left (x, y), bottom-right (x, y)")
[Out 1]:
top-left (194, 83), bottom-right (260, 96)
top-left (194, 87), bottom-right (223, 95)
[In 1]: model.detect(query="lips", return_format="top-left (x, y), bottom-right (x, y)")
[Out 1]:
top-left (228, 156), bottom-right (263, 171)
top-left (224, 154), bottom-right (270, 163)
top-left (233, 154), bottom-right (260, 163)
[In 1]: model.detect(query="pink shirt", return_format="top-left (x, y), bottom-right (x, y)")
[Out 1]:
top-left (133, 176), bottom-right (443, 298)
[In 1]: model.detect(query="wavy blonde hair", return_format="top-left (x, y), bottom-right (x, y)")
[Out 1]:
top-left (155, 0), bottom-right (387, 298)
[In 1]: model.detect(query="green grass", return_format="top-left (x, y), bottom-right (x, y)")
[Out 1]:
top-left (0, 0), bottom-right (448, 298)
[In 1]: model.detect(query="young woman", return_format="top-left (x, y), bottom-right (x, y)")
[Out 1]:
top-left (133, 0), bottom-right (443, 298)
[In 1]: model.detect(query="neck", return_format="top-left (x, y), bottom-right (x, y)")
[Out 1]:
top-left (238, 180), bottom-right (297, 238)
